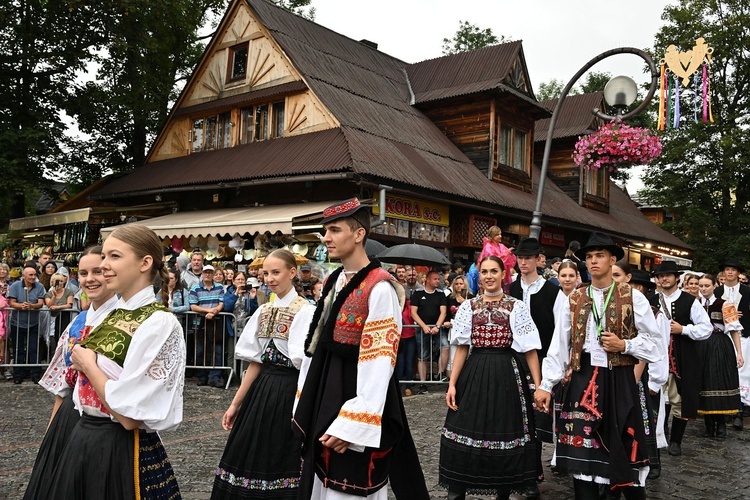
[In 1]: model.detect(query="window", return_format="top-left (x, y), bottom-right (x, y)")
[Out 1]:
top-left (272, 101), bottom-right (285, 138)
top-left (585, 167), bottom-right (607, 198)
top-left (240, 107), bottom-right (254, 145)
top-left (227, 43), bottom-right (248, 82)
top-left (191, 112), bottom-right (232, 152)
top-left (495, 121), bottom-right (529, 172)
top-left (254, 104), bottom-right (269, 141)
top-left (191, 118), bottom-right (204, 153)
top-left (218, 112), bottom-right (232, 149)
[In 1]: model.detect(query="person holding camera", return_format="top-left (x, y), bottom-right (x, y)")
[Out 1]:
top-left (45, 273), bottom-right (74, 315)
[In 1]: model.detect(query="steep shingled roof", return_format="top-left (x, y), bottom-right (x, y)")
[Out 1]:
top-left (534, 92), bottom-right (605, 141)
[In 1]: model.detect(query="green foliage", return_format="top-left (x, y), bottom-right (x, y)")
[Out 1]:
top-left (641, 0), bottom-right (750, 269)
top-left (271, 0), bottom-right (315, 20)
top-left (0, 1), bottom-right (104, 223)
top-left (64, 0), bottom-right (228, 187)
top-left (536, 79), bottom-right (567, 101)
top-left (442, 20), bottom-right (504, 55)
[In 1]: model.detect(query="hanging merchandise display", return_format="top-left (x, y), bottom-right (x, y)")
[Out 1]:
top-left (658, 37), bottom-right (714, 130)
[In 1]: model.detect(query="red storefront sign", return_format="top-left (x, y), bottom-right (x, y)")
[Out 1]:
top-left (540, 228), bottom-right (566, 248)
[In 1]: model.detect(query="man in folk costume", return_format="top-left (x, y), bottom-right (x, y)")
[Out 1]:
top-left (649, 260), bottom-right (712, 456)
top-left (714, 258), bottom-right (750, 430)
top-left (293, 198), bottom-right (429, 500)
top-left (509, 237), bottom-right (565, 499)
top-left (535, 232), bottom-right (664, 500)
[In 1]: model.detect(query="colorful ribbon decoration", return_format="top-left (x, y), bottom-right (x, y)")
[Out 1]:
top-left (658, 38), bottom-right (714, 130)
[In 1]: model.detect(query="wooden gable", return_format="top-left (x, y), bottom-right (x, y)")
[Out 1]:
top-left (503, 55), bottom-right (532, 96)
top-left (148, 0), bottom-right (337, 163)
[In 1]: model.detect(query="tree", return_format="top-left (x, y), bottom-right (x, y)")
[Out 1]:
top-left (536, 79), bottom-right (567, 101)
top-left (442, 20), bottom-right (504, 55)
top-left (271, 0), bottom-right (315, 20)
top-left (0, 1), bottom-right (105, 223)
top-left (640, 0), bottom-right (750, 269)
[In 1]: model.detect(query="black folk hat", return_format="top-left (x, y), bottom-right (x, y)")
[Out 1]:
top-left (719, 258), bottom-right (746, 274)
top-left (629, 269), bottom-right (655, 289)
top-left (512, 237), bottom-right (544, 256)
top-left (651, 260), bottom-right (683, 276)
top-left (574, 232), bottom-right (625, 261)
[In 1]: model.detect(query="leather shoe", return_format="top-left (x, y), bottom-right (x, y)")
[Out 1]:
top-left (13, 378), bottom-right (22, 385)
top-left (197, 379), bottom-right (208, 386)
top-left (667, 442), bottom-right (682, 456)
top-left (209, 380), bottom-right (224, 389)
top-left (716, 421), bottom-right (727, 439)
top-left (733, 416), bottom-right (744, 430)
top-left (522, 483), bottom-right (540, 499)
top-left (647, 465), bottom-right (661, 480)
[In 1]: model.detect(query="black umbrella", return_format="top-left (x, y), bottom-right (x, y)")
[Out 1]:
top-left (376, 243), bottom-right (451, 267)
top-left (365, 239), bottom-right (387, 258)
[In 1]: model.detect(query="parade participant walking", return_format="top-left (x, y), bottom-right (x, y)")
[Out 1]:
top-left (509, 237), bottom-right (564, 497)
top-left (535, 232), bottom-right (663, 500)
top-left (714, 258), bottom-right (750, 430)
top-left (439, 256), bottom-right (541, 500)
top-left (557, 260), bottom-right (580, 297)
top-left (697, 274), bottom-right (743, 439)
top-left (24, 246), bottom-right (119, 500)
top-left (650, 260), bottom-right (712, 456)
top-left (47, 224), bottom-right (186, 499)
top-left (293, 198), bottom-right (428, 500)
top-left (211, 249), bottom-right (315, 499)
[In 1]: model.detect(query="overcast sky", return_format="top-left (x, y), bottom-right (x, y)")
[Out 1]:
top-left (311, 0), bottom-right (676, 193)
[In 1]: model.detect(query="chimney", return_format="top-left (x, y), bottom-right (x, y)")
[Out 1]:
top-left (359, 39), bottom-right (378, 50)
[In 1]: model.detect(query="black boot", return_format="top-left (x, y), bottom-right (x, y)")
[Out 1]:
top-left (716, 418), bottom-right (727, 439)
top-left (664, 404), bottom-right (671, 438)
top-left (447, 488), bottom-right (466, 500)
top-left (703, 415), bottom-right (716, 438)
top-left (622, 486), bottom-right (647, 500)
top-left (572, 479), bottom-right (602, 500)
top-left (668, 417), bottom-right (688, 456)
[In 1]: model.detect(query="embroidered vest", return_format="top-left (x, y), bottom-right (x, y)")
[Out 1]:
top-left (569, 282), bottom-right (637, 371)
top-left (81, 303), bottom-right (168, 366)
top-left (257, 296), bottom-right (308, 341)
top-left (332, 268), bottom-right (394, 346)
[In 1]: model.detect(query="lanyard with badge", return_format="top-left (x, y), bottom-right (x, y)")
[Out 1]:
top-left (588, 285), bottom-right (614, 367)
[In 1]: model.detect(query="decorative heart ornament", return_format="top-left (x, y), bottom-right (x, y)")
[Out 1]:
top-left (663, 37), bottom-right (711, 87)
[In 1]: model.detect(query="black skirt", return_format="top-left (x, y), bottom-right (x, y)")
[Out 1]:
top-left (24, 394), bottom-right (80, 500)
top-left (699, 332), bottom-right (741, 414)
top-left (439, 348), bottom-right (538, 495)
top-left (211, 363), bottom-right (301, 499)
top-left (48, 414), bottom-right (180, 500)
top-left (555, 354), bottom-right (648, 491)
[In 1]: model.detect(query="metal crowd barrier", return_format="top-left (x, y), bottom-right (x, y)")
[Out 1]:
top-left (1, 307), bottom-right (79, 381)
top-left (396, 323), bottom-right (453, 387)
top-left (177, 311), bottom-right (237, 390)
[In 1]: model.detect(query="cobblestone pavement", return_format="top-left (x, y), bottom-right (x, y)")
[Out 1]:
top-left (2, 380), bottom-right (750, 499)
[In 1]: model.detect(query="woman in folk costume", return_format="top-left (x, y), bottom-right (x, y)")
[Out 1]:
top-left (697, 274), bottom-right (743, 438)
top-left (24, 246), bottom-right (119, 500)
top-left (292, 198), bottom-right (428, 500)
top-left (612, 263), bottom-right (670, 481)
top-left (477, 226), bottom-right (516, 293)
top-left (439, 255), bottom-right (542, 500)
top-left (48, 224), bottom-right (186, 500)
top-left (211, 250), bottom-right (315, 499)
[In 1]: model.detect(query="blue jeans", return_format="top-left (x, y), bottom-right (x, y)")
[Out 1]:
top-left (11, 323), bottom-right (41, 381)
top-left (396, 336), bottom-right (417, 384)
top-left (194, 317), bottom-right (224, 383)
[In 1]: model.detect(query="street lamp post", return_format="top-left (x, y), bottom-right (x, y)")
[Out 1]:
top-left (529, 47), bottom-right (660, 241)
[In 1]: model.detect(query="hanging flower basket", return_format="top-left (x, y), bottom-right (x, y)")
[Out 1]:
top-left (572, 120), bottom-right (662, 171)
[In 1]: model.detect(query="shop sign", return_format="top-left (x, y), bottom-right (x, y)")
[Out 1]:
top-left (540, 227), bottom-right (565, 247)
top-left (373, 195), bottom-right (449, 227)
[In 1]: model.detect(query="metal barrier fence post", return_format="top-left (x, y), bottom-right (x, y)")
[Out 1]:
top-left (1, 307), bottom-right (78, 382)
top-left (396, 323), bottom-right (450, 388)
top-left (179, 311), bottom-right (236, 389)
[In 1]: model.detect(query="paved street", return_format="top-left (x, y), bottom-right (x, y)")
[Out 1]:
top-left (2, 380), bottom-right (750, 499)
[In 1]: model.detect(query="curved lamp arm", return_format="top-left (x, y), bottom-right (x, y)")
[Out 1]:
top-left (529, 47), bottom-right (659, 241)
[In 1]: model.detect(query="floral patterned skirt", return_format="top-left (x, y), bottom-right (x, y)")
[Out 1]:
top-left (439, 348), bottom-right (538, 494)
top-left (212, 363), bottom-right (301, 499)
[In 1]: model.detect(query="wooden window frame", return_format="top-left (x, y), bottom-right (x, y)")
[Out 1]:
top-left (226, 43), bottom-right (249, 83)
